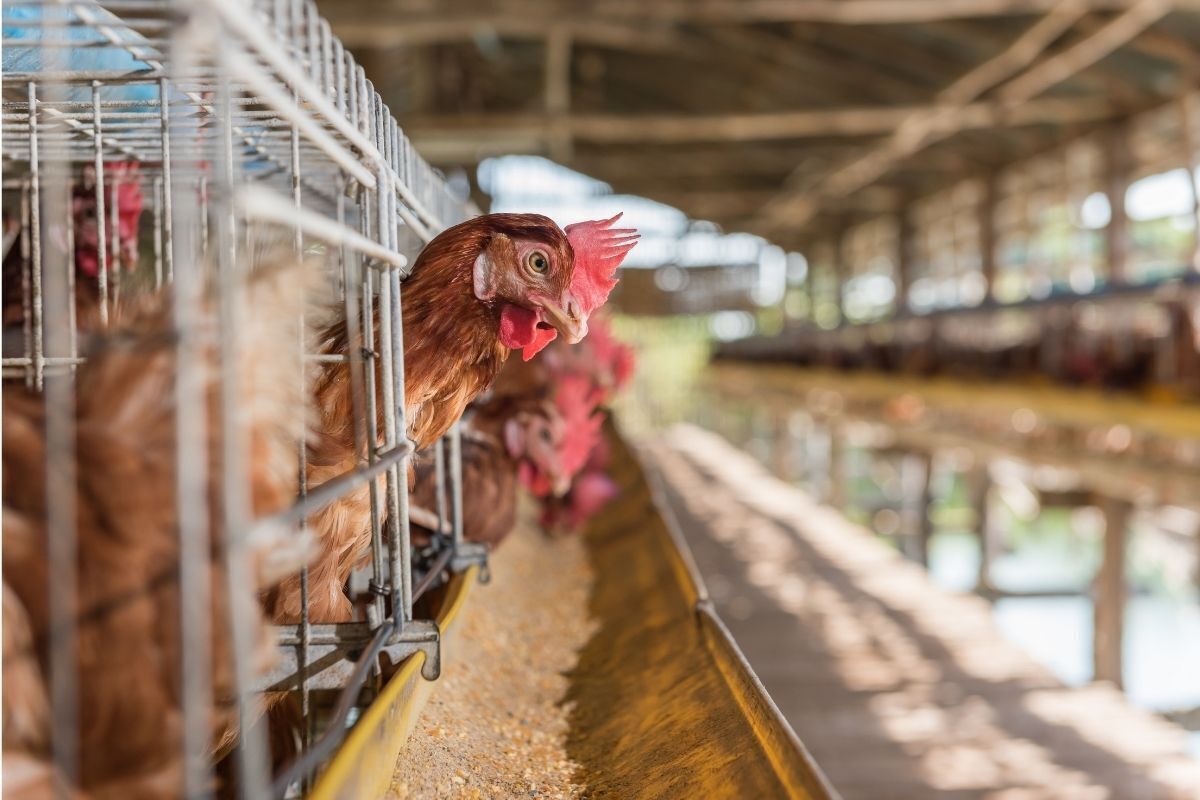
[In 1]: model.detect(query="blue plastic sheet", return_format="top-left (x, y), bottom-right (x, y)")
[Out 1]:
top-left (3, 4), bottom-right (157, 101)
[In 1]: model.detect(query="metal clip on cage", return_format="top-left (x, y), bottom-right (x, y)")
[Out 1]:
top-left (2, 0), bottom-right (484, 795)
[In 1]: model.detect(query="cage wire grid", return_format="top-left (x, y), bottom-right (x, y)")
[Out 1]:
top-left (2, 0), bottom-right (482, 797)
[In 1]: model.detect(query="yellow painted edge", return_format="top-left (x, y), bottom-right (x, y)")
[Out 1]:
top-left (637, 441), bottom-right (840, 799)
top-left (309, 566), bottom-right (479, 800)
top-left (698, 607), bottom-right (841, 800)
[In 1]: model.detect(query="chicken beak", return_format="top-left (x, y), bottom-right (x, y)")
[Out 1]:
top-left (539, 293), bottom-right (587, 344)
top-left (553, 475), bottom-right (572, 498)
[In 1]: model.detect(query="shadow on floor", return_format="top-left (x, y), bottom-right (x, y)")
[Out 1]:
top-left (644, 432), bottom-right (1192, 800)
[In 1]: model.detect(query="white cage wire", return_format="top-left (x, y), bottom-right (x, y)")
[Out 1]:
top-left (2, 1), bottom-right (483, 796)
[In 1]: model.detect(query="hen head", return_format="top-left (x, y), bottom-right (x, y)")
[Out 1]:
top-left (554, 372), bottom-right (607, 481)
top-left (502, 401), bottom-right (573, 497)
top-left (470, 214), bottom-right (584, 359)
top-left (469, 212), bottom-right (638, 362)
top-left (72, 161), bottom-right (145, 278)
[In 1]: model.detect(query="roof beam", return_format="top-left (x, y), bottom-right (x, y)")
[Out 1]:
top-left (403, 96), bottom-right (1114, 159)
top-left (940, 0), bottom-right (1091, 104)
top-left (751, 0), bottom-right (1172, 233)
top-left (704, 25), bottom-right (934, 106)
top-left (544, 24), bottom-right (573, 161)
top-left (602, 0), bottom-right (1150, 22)
top-left (328, 18), bottom-right (683, 51)
top-left (999, 0), bottom-right (1175, 102)
top-left (327, 0), bottom-right (1156, 36)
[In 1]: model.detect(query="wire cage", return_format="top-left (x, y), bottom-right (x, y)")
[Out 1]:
top-left (2, 0), bottom-right (482, 796)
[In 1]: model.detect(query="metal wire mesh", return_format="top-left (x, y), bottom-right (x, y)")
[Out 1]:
top-left (2, 1), bottom-right (478, 796)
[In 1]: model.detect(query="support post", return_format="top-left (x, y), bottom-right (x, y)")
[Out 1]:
top-left (1093, 496), bottom-right (1130, 688)
top-left (901, 451), bottom-right (934, 566)
top-left (771, 409), bottom-right (792, 480)
top-left (895, 202), bottom-right (914, 315)
top-left (1103, 121), bottom-right (1131, 285)
top-left (1179, 91), bottom-right (1200, 273)
top-left (979, 172), bottom-right (998, 302)
top-left (1195, 523), bottom-right (1200, 593)
top-left (834, 225), bottom-right (850, 326)
top-left (791, 412), bottom-right (813, 489)
top-left (824, 419), bottom-right (846, 509)
top-left (967, 461), bottom-right (995, 595)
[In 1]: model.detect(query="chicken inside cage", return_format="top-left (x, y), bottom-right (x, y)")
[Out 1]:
top-left (1, 1), bottom-right (641, 797)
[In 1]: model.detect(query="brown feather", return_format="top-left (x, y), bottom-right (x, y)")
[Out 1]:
top-left (2, 252), bottom-right (314, 798)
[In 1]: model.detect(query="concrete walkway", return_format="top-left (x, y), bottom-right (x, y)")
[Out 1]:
top-left (641, 425), bottom-right (1200, 800)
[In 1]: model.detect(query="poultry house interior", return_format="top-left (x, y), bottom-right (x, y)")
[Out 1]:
top-left (4, 1), bottom-right (1200, 799)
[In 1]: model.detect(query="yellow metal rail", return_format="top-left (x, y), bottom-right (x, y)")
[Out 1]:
top-left (309, 566), bottom-right (478, 800)
top-left (640, 437), bottom-right (838, 800)
top-left (563, 429), bottom-right (838, 799)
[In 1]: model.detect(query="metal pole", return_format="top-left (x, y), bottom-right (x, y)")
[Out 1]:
top-left (36, 64), bottom-right (82, 800)
top-left (450, 422), bottom-right (465, 551)
top-left (20, 177), bottom-right (34, 389)
top-left (434, 438), bottom-right (450, 541)
top-left (213, 37), bottom-right (271, 799)
top-left (163, 13), bottom-right (216, 794)
top-left (159, 77), bottom-right (175, 284)
top-left (287, 30), bottom-right (314, 764)
top-left (91, 81), bottom-right (110, 327)
top-left (29, 84), bottom-right (45, 391)
top-left (385, 112), bottom-right (414, 622)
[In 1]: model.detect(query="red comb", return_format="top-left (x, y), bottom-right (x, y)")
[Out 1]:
top-left (565, 213), bottom-right (639, 317)
top-left (555, 373), bottom-right (605, 478)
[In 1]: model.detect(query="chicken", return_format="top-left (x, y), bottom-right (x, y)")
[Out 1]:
top-left (2, 249), bottom-right (314, 799)
top-left (406, 323), bottom-right (631, 550)
top-left (272, 213), bottom-right (637, 625)
top-left (2, 162), bottom-right (145, 336)
top-left (407, 394), bottom-right (572, 551)
top-left (538, 452), bottom-right (622, 535)
top-left (540, 317), bottom-right (634, 404)
top-left (490, 316), bottom-right (632, 403)
top-left (535, 388), bottom-right (616, 537)
top-left (2, 583), bottom-right (59, 798)
top-left (522, 319), bottom-right (637, 535)
top-left (72, 162), bottom-right (145, 282)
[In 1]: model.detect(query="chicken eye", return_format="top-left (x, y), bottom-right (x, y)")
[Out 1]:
top-left (539, 427), bottom-right (553, 443)
top-left (527, 250), bottom-right (550, 274)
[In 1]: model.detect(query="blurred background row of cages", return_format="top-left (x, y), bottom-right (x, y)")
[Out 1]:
top-left (786, 95), bottom-right (1200, 329)
top-left (2, 1), bottom-right (479, 797)
top-left (688, 374), bottom-right (1200, 749)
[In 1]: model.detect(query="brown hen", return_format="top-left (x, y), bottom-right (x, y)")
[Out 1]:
top-left (272, 213), bottom-right (600, 624)
top-left (2, 252), bottom-right (314, 799)
top-left (408, 393), bottom-right (571, 551)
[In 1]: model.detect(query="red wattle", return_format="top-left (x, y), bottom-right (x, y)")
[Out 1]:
top-left (521, 328), bottom-right (558, 362)
top-left (519, 461), bottom-right (553, 497)
top-left (499, 304), bottom-right (539, 349)
top-left (499, 303), bottom-right (559, 360)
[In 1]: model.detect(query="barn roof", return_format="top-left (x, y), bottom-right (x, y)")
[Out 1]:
top-left (320, 1), bottom-right (1200, 250)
